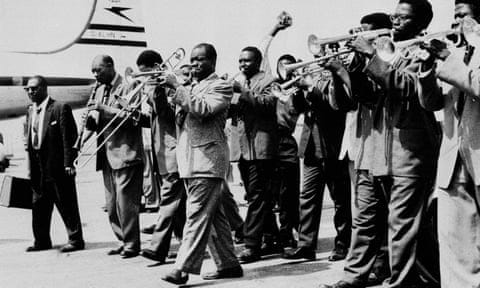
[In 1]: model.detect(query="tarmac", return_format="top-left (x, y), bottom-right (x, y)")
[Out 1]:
top-left (0, 114), bottom-right (383, 288)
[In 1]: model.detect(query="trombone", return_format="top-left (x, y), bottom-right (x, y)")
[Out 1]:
top-left (73, 48), bottom-right (186, 169)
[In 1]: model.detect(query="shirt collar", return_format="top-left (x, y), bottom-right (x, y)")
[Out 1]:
top-left (34, 96), bottom-right (50, 112)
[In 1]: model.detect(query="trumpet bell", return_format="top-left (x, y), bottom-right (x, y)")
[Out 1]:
top-left (308, 34), bottom-right (324, 55)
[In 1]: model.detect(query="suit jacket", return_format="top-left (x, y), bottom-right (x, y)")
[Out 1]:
top-left (90, 74), bottom-right (144, 171)
top-left (172, 73), bottom-right (232, 179)
top-left (363, 47), bottom-right (441, 177)
top-left (296, 74), bottom-right (349, 160)
top-left (26, 98), bottom-right (78, 185)
top-left (147, 85), bottom-right (178, 175)
top-left (419, 48), bottom-right (480, 187)
top-left (229, 71), bottom-right (278, 161)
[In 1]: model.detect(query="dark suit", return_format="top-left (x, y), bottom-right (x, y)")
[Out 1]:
top-left (229, 71), bottom-right (279, 250)
top-left (88, 74), bottom-right (144, 253)
top-left (26, 98), bottom-right (83, 248)
top-left (294, 74), bottom-right (352, 253)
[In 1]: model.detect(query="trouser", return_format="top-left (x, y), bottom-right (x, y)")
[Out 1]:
top-left (222, 181), bottom-right (244, 231)
top-left (375, 175), bottom-right (437, 288)
top-left (298, 157), bottom-right (351, 251)
top-left (238, 158), bottom-right (278, 250)
top-left (343, 170), bottom-right (389, 285)
top-left (438, 157), bottom-right (480, 288)
top-left (103, 163), bottom-right (143, 252)
top-left (142, 148), bottom-right (160, 209)
top-left (175, 178), bottom-right (239, 274)
top-left (148, 172), bottom-right (186, 258)
top-left (32, 177), bottom-right (84, 247)
top-left (275, 160), bottom-right (300, 243)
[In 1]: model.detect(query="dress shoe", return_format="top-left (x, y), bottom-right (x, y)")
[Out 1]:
top-left (26, 245), bottom-right (52, 252)
top-left (202, 265), bottom-right (243, 280)
top-left (282, 247), bottom-right (316, 261)
top-left (238, 248), bottom-right (261, 264)
top-left (328, 248), bottom-right (347, 261)
top-left (260, 242), bottom-right (284, 256)
top-left (233, 227), bottom-right (244, 244)
top-left (141, 225), bottom-right (155, 234)
top-left (161, 269), bottom-right (189, 285)
top-left (120, 249), bottom-right (139, 258)
top-left (60, 243), bottom-right (84, 253)
top-left (140, 249), bottom-right (165, 263)
top-left (367, 271), bottom-right (388, 286)
top-left (318, 280), bottom-right (364, 288)
top-left (107, 246), bottom-right (124, 255)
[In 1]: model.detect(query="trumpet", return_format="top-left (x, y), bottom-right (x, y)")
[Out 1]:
top-left (272, 66), bottom-right (325, 98)
top-left (73, 82), bottom-right (100, 151)
top-left (308, 28), bottom-right (392, 55)
top-left (278, 50), bottom-right (349, 79)
top-left (73, 48), bottom-right (186, 169)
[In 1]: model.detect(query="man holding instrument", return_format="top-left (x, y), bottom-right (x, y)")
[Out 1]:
top-left (417, 1), bottom-right (480, 286)
top-left (85, 55), bottom-right (145, 258)
top-left (322, 1), bottom-right (442, 287)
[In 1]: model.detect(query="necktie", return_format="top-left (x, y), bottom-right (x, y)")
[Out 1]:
top-left (32, 107), bottom-right (41, 149)
top-left (457, 45), bottom-right (475, 117)
top-left (102, 84), bottom-right (112, 105)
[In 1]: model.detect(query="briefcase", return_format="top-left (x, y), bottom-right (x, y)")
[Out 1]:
top-left (0, 174), bottom-right (32, 209)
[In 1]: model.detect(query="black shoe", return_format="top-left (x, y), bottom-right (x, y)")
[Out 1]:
top-left (26, 244), bottom-right (52, 252)
top-left (328, 248), bottom-right (347, 261)
top-left (141, 225), bottom-right (155, 234)
top-left (140, 249), bottom-right (165, 263)
top-left (107, 246), bottom-right (124, 255)
top-left (120, 249), bottom-right (139, 258)
top-left (202, 265), bottom-right (243, 280)
top-left (367, 271), bottom-right (388, 286)
top-left (238, 248), bottom-right (261, 264)
top-left (318, 280), bottom-right (364, 288)
top-left (162, 269), bottom-right (188, 285)
top-left (260, 242), bottom-right (284, 256)
top-left (60, 243), bottom-right (84, 253)
top-left (282, 247), bottom-right (316, 261)
top-left (234, 227), bottom-right (244, 244)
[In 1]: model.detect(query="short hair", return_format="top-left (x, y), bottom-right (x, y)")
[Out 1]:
top-left (455, 0), bottom-right (480, 17)
top-left (99, 55), bottom-right (114, 67)
top-left (136, 50), bottom-right (163, 68)
top-left (193, 43), bottom-right (217, 62)
top-left (277, 54), bottom-right (296, 63)
top-left (361, 12), bottom-right (392, 29)
top-left (399, 0), bottom-right (433, 30)
top-left (241, 46), bottom-right (263, 64)
top-left (30, 75), bottom-right (48, 87)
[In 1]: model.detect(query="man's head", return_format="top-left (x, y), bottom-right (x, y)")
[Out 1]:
top-left (239, 46), bottom-right (262, 79)
top-left (276, 54), bottom-right (296, 80)
top-left (136, 50), bottom-right (163, 72)
top-left (360, 12), bottom-right (392, 31)
top-left (391, 0), bottom-right (433, 41)
top-left (91, 55), bottom-right (116, 84)
top-left (25, 75), bottom-right (48, 105)
top-left (190, 43), bottom-right (217, 81)
top-left (454, 0), bottom-right (480, 24)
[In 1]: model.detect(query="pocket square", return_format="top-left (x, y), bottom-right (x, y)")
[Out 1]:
top-left (50, 121), bottom-right (57, 126)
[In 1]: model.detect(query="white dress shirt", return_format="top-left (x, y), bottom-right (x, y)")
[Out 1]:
top-left (31, 96), bottom-right (50, 149)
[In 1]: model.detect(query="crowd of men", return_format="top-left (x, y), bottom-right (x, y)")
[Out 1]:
top-left (20, 0), bottom-right (480, 287)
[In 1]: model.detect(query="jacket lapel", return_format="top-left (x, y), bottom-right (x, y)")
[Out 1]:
top-left (40, 98), bottom-right (54, 148)
top-left (26, 106), bottom-right (33, 149)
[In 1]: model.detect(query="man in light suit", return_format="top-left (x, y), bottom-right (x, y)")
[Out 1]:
top-left (25, 75), bottom-right (84, 253)
top-left (418, 1), bottom-right (480, 286)
top-left (160, 43), bottom-right (242, 285)
top-left (86, 55), bottom-right (145, 258)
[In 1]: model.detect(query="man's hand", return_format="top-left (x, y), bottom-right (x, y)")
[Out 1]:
top-left (232, 80), bottom-right (244, 94)
top-left (65, 166), bottom-right (76, 177)
top-left (324, 58), bottom-right (347, 74)
top-left (347, 36), bottom-right (375, 58)
top-left (157, 72), bottom-right (180, 90)
top-left (87, 100), bottom-right (103, 112)
top-left (420, 39), bottom-right (451, 61)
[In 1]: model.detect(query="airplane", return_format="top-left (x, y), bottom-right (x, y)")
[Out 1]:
top-left (0, 0), bottom-right (148, 119)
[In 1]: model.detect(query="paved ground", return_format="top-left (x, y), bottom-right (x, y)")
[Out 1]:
top-left (0, 115), bottom-right (382, 288)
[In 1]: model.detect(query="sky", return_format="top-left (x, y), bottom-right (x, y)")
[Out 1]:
top-left (0, 0), bottom-right (455, 77)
